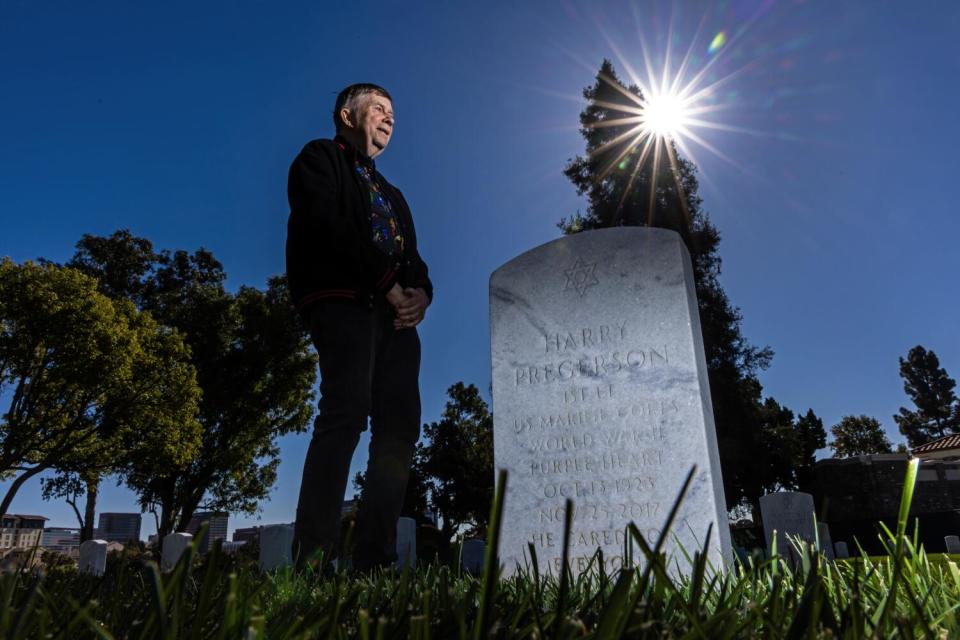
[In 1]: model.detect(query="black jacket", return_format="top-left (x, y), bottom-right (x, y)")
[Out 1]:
top-left (285, 136), bottom-right (432, 314)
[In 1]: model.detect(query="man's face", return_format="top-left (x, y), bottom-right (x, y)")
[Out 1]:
top-left (346, 93), bottom-right (394, 158)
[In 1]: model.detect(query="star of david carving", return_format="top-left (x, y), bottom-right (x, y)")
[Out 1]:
top-left (564, 258), bottom-right (599, 297)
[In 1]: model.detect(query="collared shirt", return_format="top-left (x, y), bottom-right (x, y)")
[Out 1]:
top-left (353, 153), bottom-right (405, 258)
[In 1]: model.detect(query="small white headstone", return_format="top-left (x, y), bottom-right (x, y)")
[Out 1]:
top-left (834, 541), bottom-right (849, 559)
top-left (396, 517), bottom-right (416, 569)
top-left (490, 228), bottom-right (732, 577)
top-left (161, 532), bottom-right (193, 572)
top-left (260, 524), bottom-right (295, 571)
top-left (945, 535), bottom-right (960, 554)
top-left (461, 538), bottom-right (486, 574)
top-left (78, 539), bottom-right (108, 576)
top-left (760, 491), bottom-right (816, 562)
top-left (817, 522), bottom-right (835, 560)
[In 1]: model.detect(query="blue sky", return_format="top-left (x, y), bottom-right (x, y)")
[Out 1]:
top-left (2, 1), bottom-right (958, 538)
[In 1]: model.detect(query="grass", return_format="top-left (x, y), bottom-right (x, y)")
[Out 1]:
top-left (2, 459), bottom-right (960, 638)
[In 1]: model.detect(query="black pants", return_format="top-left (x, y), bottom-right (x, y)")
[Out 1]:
top-left (293, 298), bottom-right (421, 571)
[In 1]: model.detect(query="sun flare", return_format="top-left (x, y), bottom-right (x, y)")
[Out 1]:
top-left (585, 24), bottom-right (754, 225)
top-left (641, 91), bottom-right (691, 140)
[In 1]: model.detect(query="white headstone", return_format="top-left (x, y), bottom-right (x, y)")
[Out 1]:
top-left (461, 538), bottom-right (486, 574)
top-left (396, 517), bottom-right (416, 569)
top-left (817, 522), bottom-right (835, 560)
top-left (834, 541), bottom-right (849, 559)
top-left (760, 492), bottom-right (816, 562)
top-left (78, 539), bottom-right (108, 576)
top-left (161, 532), bottom-right (193, 572)
top-left (260, 524), bottom-right (295, 571)
top-left (490, 228), bottom-right (732, 577)
top-left (945, 535), bottom-right (960, 554)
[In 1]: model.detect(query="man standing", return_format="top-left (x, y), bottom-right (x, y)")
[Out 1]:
top-left (286, 83), bottom-right (432, 572)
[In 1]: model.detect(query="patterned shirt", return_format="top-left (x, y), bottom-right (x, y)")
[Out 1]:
top-left (355, 161), bottom-right (404, 257)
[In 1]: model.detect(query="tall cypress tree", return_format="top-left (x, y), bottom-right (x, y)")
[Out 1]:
top-left (562, 60), bottom-right (774, 512)
top-left (894, 345), bottom-right (960, 447)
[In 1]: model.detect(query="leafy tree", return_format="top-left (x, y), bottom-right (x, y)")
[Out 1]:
top-left (0, 259), bottom-right (202, 521)
top-left (754, 398), bottom-right (797, 492)
top-left (561, 60), bottom-right (773, 512)
top-left (793, 409), bottom-right (827, 493)
top-left (830, 415), bottom-right (893, 457)
top-left (419, 382), bottom-right (494, 541)
top-left (894, 345), bottom-right (960, 447)
top-left (66, 231), bottom-right (317, 538)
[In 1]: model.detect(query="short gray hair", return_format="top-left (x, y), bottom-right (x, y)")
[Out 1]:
top-left (333, 83), bottom-right (392, 132)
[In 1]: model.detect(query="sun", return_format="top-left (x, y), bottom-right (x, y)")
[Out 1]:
top-left (641, 91), bottom-right (691, 140)
top-left (584, 26), bottom-right (751, 225)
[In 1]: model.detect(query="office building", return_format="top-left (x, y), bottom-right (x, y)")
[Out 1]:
top-left (95, 513), bottom-right (142, 544)
top-left (40, 527), bottom-right (80, 553)
top-left (0, 514), bottom-right (47, 550)
top-left (186, 512), bottom-right (229, 554)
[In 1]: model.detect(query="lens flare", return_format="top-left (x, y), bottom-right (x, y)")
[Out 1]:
top-left (708, 31), bottom-right (726, 54)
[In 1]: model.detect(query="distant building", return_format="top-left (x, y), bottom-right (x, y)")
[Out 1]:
top-left (913, 434), bottom-right (960, 461)
top-left (186, 512), bottom-right (229, 554)
top-left (233, 526), bottom-right (261, 544)
top-left (41, 527), bottom-right (80, 553)
top-left (341, 499), bottom-right (358, 518)
top-left (0, 514), bottom-right (47, 550)
top-left (814, 453), bottom-right (960, 554)
top-left (95, 513), bottom-right (142, 544)
top-left (221, 540), bottom-right (247, 554)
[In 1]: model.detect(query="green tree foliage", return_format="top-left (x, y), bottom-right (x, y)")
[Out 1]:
top-left (561, 60), bottom-right (776, 510)
top-left (419, 382), bottom-right (494, 541)
top-left (830, 415), bottom-right (893, 457)
top-left (65, 231), bottom-right (317, 538)
top-left (0, 258), bottom-right (202, 521)
top-left (894, 345), bottom-right (960, 447)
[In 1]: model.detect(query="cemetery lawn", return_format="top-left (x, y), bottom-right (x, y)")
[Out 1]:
top-left (6, 462), bottom-right (959, 638)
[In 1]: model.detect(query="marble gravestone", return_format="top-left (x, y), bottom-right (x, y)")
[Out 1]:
top-left (161, 532), bottom-right (193, 572)
top-left (945, 535), bottom-right (960, 555)
top-left (78, 539), bottom-right (108, 576)
top-left (396, 517), bottom-right (417, 569)
top-left (817, 522), bottom-right (835, 560)
top-left (759, 491), bottom-right (816, 561)
top-left (490, 227), bottom-right (732, 577)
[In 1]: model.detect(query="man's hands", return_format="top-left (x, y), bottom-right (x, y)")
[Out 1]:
top-left (387, 284), bottom-right (429, 329)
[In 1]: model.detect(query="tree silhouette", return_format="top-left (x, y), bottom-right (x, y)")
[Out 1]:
top-left (561, 60), bottom-right (775, 512)
top-left (830, 415), bottom-right (893, 457)
top-left (794, 409), bottom-right (827, 493)
top-left (419, 382), bottom-right (494, 541)
top-left (894, 345), bottom-right (960, 447)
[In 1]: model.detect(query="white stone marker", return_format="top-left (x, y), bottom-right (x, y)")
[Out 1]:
top-left (834, 541), bottom-right (849, 559)
top-left (461, 539), bottom-right (486, 574)
top-left (396, 517), bottom-right (416, 569)
top-left (945, 535), bottom-right (960, 554)
top-left (760, 492), bottom-right (816, 562)
top-left (161, 532), bottom-right (193, 572)
top-left (260, 524), bottom-right (295, 571)
top-left (817, 522), bottom-right (835, 560)
top-left (490, 227), bottom-right (732, 577)
top-left (78, 539), bottom-right (108, 576)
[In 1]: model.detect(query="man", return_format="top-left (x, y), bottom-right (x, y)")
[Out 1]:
top-left (286, 83), bottom-right (432, 572)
